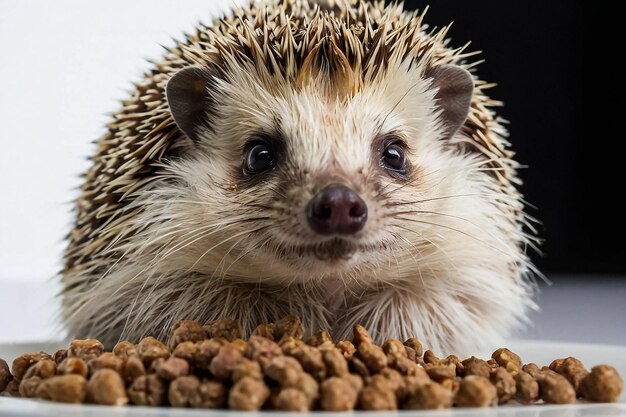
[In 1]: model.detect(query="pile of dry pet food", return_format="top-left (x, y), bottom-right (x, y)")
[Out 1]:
top-left (0, 316), bottom-right (623, 410)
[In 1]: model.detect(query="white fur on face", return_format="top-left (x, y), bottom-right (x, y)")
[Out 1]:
top-left (145, 62), bottom-right (441, 279)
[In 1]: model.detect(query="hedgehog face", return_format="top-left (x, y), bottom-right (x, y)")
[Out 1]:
top-left (163, 50), bottom-right (476, 283)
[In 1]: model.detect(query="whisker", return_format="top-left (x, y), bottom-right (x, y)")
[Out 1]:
top-left (393, 216), bottom-right (511, 257)
top-left (187, 225), bottom-right (269, 273)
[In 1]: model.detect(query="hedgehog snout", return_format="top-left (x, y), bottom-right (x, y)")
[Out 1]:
top-left (306, 184), bottom-right (367, 235)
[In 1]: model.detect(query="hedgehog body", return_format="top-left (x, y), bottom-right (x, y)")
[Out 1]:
top-left (62, 0), bottom-right (536, 354)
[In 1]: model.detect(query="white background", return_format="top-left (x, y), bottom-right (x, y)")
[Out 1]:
top-left (0, 0), bottom-right (244, 340)
top-left (0, 0), bottom-right (245, 284)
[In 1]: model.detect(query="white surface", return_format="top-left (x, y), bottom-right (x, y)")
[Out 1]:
top-left (1, 340), bottom-right (625, 416)
top-left (525, 277), bottom-right (626, 346)
top-left (0, 0), bottom-right (245, 283)
top-left (0, 402), bottom-right (623, 417)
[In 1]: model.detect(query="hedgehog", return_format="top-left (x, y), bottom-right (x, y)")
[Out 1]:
top-left (61, 0), bottom-right (537, 355)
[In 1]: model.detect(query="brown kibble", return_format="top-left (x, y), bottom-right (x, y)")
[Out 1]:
top-left (359, 375), bottom-right (397, 410)
top-left (12, 352), bottom-right (52, 380)
top-left (251, 323), bottom-right (275, 341)
top-left (440, 376), bottom-right (461, 394)
top-left (204, 318), bottom-right (242, 342)
top-left (53, 349), bottom-right (68, 366)
top-left (522, 362), bottom-right (540, 378)
top-left (537, 370), bottom-right (576, 404)
top-left (350, 357), bottom-right (370, 378)
top-left (370, 373), bottom-right (394, 388)
top-left (19, 377), bottom-right (42, 398)
top-left (402, 362), bottom-right (429, 381)
top-left (6, 379), bottom-right (20, 397)
top-left (68, 339), bottom-right (104, 362)
top-left (112, 341), bottom-right (137, 359)
top-left (232, 358), bottom-right (262, 382)
top-left (224, 358), bottom-right (263, 382)
top-left (0, 359), bottom-right (11, 393)
top-left (87, 369), bottom-right (128, 406)
top-left (229, 376), bottom-right (270, 411)
top-left (404, 346), bottom-right (417, 362)
top-left (278, 335), bottom-right (298, 350)
top-left (156, 357), bottom-right (189, 380)
top-left (247, 335), bottom-right (282, 368)
top-left (580, 365), bottom-right (623, 403)
top-left (550, 356), bottom-right (588, 394)
top-left (210, 343), bottom-right (243, 380)
top-left (357, 343), bottom-right (387, 373)
top-left (274, 388), bottom-right (309, 411)
top-left (492, 348), bottom-right (522, 373)
top-left (426, 364), bottom-right (455, 382)
top-left (168, 375), bottom-right (200, 407)
top-left (390, 355), bottom-right (421, 376)
top-left (442, 355), bottom-right (464, 375)
top-left (278, 336), bottom-right (298, 355)
top-left (264, 355), bottom-right (303, 386)
top-left (172, 341), bottom-right (199, 364)
top-left (4, 317), bottom-right (624, 410)
top-left (462, 356), bottom-right (491, 378)
top-left (285, 372), bottom-right (319, 406)
top-left (189, 379), bottom-right (227, 408)
top-left (322, 346), bottom-right (349, 377)
top-left (166, 376), bottom-right (227, 408)
top-left (344, 372), bottom-right (365, 393)
top-left (122, 355), bottom-right (146, 384)
top-left (423, 350), bottom-right (440, 365)
top-left (36, 374), bottom-right (87, 403)
top-left (136, 337), bottom-right (170, 368)
top-left (404, 378), bottom-right (453, 409)
top-left (352, 324), bottom-right (373, 346)
top-left (195, 339), bottom-right (224, 369)
top-left (336, 340), bottom-right (356, 360)
top-left (514, 370), bottom-right (539, 404)
top-left (282, 340), bottom-right (326, 381)
top-left (168, 320), bottom-right (206, 350)
top-left (383, 339), bottom-right (406, 358)
top-left (404, 338), bottom-right (423, 358)
top-left (274, 315), bottom-right (304, 341)
top-left (128, 374), bottom-right (166, 406)
top-left (490, 367), bottom-right (516, 404)
top-left (23, 359), bottom-right (56, 380)
top-left (320, 377), bottom-right (358, 411)
top-left (307, 330), bottom-right (332, 346)
top-left (89, 352), bottom-right (123, 374)
top-left (230, 338), bottom-right (248, 354)
top-left (549, 357), bottom-right (565, 370)
top-left (455, 375), bottom-right (497, 407)
top-left (380, 367), bottom-right (405, 397)
top-left (147, 357), bottom-right (165, 374)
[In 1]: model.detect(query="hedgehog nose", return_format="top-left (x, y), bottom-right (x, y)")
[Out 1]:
top-left (307, 184), bottom-right (367, 235)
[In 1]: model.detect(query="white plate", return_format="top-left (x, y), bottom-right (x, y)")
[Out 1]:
top-left (2, 340), bottom-right (625, 416)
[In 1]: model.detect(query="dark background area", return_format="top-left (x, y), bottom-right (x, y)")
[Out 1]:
top-left (402, 1), bottom-right (621, 274)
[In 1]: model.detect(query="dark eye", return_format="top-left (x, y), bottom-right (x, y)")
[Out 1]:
top-left (244, 141), bottom-right (274, 175)
top-left (381, 141), bottom-right (406, 173)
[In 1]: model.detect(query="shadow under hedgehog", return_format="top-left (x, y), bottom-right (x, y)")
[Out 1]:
top-left (61, 0), bottom-right (538, 356)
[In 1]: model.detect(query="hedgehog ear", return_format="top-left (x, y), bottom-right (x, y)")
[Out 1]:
top-left (426, 65), bottom-right (474, 139)
top-left (166, 66), bottom-right (220, 144)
